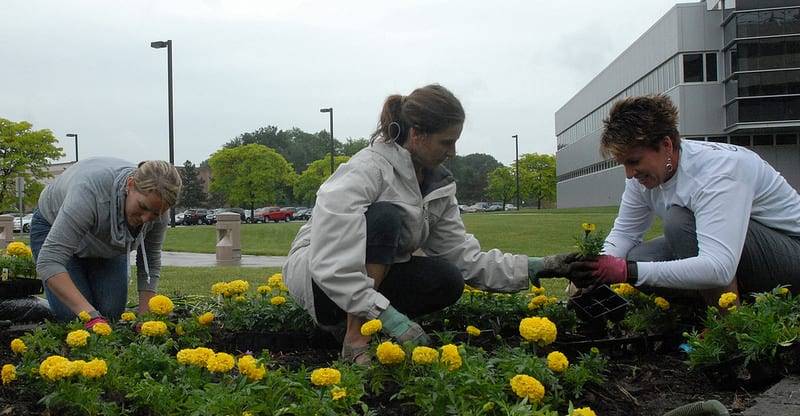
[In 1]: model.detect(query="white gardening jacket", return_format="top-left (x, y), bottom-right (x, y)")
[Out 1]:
top-left (283, 141), bottom-right (528, 322)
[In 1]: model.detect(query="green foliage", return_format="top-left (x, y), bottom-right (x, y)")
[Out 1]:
top-left (487, 166), bottom-right (516, 208)
top-left (573, 227), bottom-right (606, 257)
top-left (293, 154), bottom-right (350, 206)
top-left (518, 153), bottom-right (556, 209)
top-left (445, 153), bottom-right (502, 204)
top-left (685, 287), bottom-right (800, 368)
top-left (178, 160), bottom-right (207, 208)
top-left (0, 253), bottom-right (35, 277)
top-left (208, 144), bottom-right (297, 209)
top-left (0, 117), bottom-right (64, 211)
top-left (216, 293), bottom-right (314, 332)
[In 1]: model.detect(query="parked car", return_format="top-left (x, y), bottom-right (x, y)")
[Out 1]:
top-left (280, 207), bottom-right (296, 220)
top-left (486, 204), bottom-right (504, 212)
top-left (205, 208), bottom-right (247, 224)
top-left (504, 203), bottom-right (517, 211)
top-left (11, 213), bottom-right (32, 233)
top-left (180, 208), bottom-right (209, 225)
top-left (175, 211), bottom-right (185, 224)
top-left (294, 208), bottom-right (312, 221)
top-left (260, 207), bottom-right (292, 223)
top-left (463, 202), bottom-right (490, 213)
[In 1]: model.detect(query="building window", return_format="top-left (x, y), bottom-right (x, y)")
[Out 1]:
top-left (683, 54), bottom-right (704, 82)
top-left (753, 134), bottom-right (773, 146)
top-left (706, 53), bottom-right (718, 82)
top-left (776, 133), bottom-right (798, 145)
top-left (708, 136), bottom-right (728, 143)
top-left (730, 135), bottom-right (751, 146)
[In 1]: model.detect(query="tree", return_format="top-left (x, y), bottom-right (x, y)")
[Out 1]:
top-left (208, 144), bottom-right (296, 217)
top-left (518, 153), bottom-right (556, 209)
top-left (0, 118), bottom-right (64, 211)
top-left (293, 154), bottom-right (350, 206)
top-left (224, 126), bottom-right (344, 174)
top-left (178, 160), bottom-right (207, 208)
top-left (341, 138), bottom-right (369, 156)
top-left (445, 153), bottom-right (502, 204)
top-left (486, 166), bottom-right (516, 209)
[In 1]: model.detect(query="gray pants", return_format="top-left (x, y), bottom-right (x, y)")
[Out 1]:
top-left (629, 206), bottom-right (800, 298)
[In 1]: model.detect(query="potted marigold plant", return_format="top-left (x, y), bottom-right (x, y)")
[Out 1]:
top-left (0, 241), bottom-right (41, 298)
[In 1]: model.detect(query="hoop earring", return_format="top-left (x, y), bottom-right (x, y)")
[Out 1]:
top-left (389, 121), bottom-right (401, 141)
top-left (665, 155), bottom-right (673, 173)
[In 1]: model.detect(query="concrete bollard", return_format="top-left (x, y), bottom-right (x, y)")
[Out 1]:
top-left (215, 212), bottom-right (241, 265)
top-left (0, 215), bottom-right (14, 250)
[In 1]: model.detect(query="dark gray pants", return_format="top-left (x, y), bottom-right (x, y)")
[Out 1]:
top-left (628, 206), bottom-right (800, 298)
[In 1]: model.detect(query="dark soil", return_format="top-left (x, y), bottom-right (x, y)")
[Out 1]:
top-left (0, 326), bottom-right (772, 415)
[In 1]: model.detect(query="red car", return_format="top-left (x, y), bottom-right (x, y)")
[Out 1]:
top-left (260, 207), bottom-right (292, 223)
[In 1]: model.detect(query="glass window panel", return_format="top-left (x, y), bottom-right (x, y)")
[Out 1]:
top-left (706, 53), bottom-right (718, 82)
top-left (739, 72), bottom-right (761, 96)
top-left (761, 71), bottom-right (787, 95)
top-left (730, 135), bottom-right (751, 146)
top-left (776, 133), bottom-right (797, 145)
top-left (683, 54), bottom-right (704, 82)
top-left (786, 8), bottom-right (800, 34)
top-left (738, 41), bottom-right (757, 71)
top-left (753, 134), bottom-right (773, 145)
top-left (740, 99), bottom-right (760, 122)
top-left (759, 10), bottom-right (782, 37)
top-left (738, 12), bottom-right (758, 38)
top-left (787, 37), bottom-right (800, 67)
top-left (761, 96), bottom-right (784, 120)
top-left (708, 136), bottom-right (729, 143)
top-left (759, 38), bottom-right (784, 69)
top-left (787, 96), bottom-right (800, 120)
top-left (787, 70), bottom-right (800, 94)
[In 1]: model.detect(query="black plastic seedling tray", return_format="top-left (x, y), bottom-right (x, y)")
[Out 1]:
top-left (0, 277), bottom-right (43, 299)
top-left (568, 284), bottom-right (630, 324)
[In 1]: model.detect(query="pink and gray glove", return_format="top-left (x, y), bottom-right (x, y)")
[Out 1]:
top-left (84, 316), bottom-right (109, 330)
top-left (591, 255), bottom-right (628, 284)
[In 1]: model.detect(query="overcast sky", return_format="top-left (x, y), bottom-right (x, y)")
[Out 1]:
top-left (1, 0), bottom-right (686, 167)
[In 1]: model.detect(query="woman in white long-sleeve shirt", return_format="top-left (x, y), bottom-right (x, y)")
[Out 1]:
top-left (570, 95), bottom-right (800, 304)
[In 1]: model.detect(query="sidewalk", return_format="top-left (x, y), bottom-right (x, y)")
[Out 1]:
top-left (131, 251), bottom-right (286, 268)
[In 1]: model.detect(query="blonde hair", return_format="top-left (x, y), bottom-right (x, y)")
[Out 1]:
top-left (132, 160), bottom-right (182, 207)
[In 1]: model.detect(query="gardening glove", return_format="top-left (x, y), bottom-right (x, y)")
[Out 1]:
top-left (570, 255), bottom-right (633, 287)
top-left (528, 252), bottom-right (582, 283)
top-left (378, 306), bottom-right (430, 345)
top-left (84, 316), bottom-right (109, 330)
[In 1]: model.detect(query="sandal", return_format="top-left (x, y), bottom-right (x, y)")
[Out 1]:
top-left (341, 343), bottom-right (372, 366)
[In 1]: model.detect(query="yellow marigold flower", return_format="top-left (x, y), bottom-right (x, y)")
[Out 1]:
top-left (310, 367), bottom-right (341, 386)
top-left (121, 312), bottom-right (136, 322)
top-left (92, 322), bottom-right (112, 336)
top-left (547, 351), bottom-right (569, 373)
top-left (228, 279), bottom-right (250, 295)
top-left (148, 295), bottom-right (174, 315)
top-left (572, 407), bottom-right (597, 416)
top-left (778, 287), bottom-right (790, 296)
top-left (376, 341), bottom-right (405, 365)
top-left (80, 359), bottom-right (107, 379)
top-left (530, 285), bottom-right (546, 295)
top-left (267, 274), bottom-right (283, 287)
top-left (257, 285), bottom-right (271, 295)
top-left (237, 355), bottom-right (267, 381)
top-left (175, 324), bottom-right (185, 336)
top-left (211, 282), bottom-right (228, 296)
top-left (198, 312), bottom-right (215, 326)
top-left (140, 321), bottom-right (168, 337)
top-left (78, 310), bottom-right (92, 322)
top-left (612, 283), bottom-right (638, 297)
top-left (466, 325), bottom-right (481, 337)
top-left (331, 386), bottom-right (347, 401)
top-left (66, 329), bottom-right (91, 347)
top-left (66, 359), bottom-right (85, 377)
top-left (6, 241), bottom-right (32, 257)
top-left (39, 355), bottom-right (71, 381)
top-left (654, 296), bottom-right (670, 311)
top-left (718, 292), bottom-right (738, 309)
top-left (176, 349), bottom-right (193, 365)
top-left (10, 338), bottom-right (26, 354)
top-left (177, 347), bottom-right (214, 367)
top-left (440, 344), bottom-right (462, 371)
top-left (581, 223), bottom-right (596, 233)
top-left (1, 364), bottom-right (16, 385)
top-left (206, 352), bottom-right (235, 373)
top-left (243, 412), bottom-right (253, 416)
top-left (519, 316), bottom-right (557, 346)
top-left (411, 346), bottom-right (439, 365)
top-left (509, 374), bottom-right (545, 403)
top-left (270, 296), bottom-right (286, 306)
top-left (360, 319), bottom-right (382, 336)
top-left (528, 294), bottom-right (556, 310)
top-left (234, 295), bottom-right (247, 302)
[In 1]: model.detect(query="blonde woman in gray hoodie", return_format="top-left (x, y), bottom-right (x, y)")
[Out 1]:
top-left (30, 158), bottom-right (181, 328)
top-left (284, 84), bottom-right (574, 364)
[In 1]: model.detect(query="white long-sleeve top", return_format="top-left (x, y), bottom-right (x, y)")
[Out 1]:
top-left (604, 140), bottom-right (800, 289)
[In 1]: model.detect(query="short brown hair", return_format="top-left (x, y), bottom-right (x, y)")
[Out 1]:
top-left (133, 160), bottom-right (182, 207)
top-left (370, 84), bottom-right (465, 146)
top-left (600, 95), bottom-right (680, 158)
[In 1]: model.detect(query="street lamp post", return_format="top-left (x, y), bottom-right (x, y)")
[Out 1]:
top-left (319, 107), bottom-right (334, 174)
top-left (512, 134), bottom-right (520, 211)
top-left (66, 133), bottom-right (78, 162)
top-left (151, 39), bottom-right (176, 228)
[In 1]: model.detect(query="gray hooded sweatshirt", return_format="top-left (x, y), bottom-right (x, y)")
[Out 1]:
top-left (36, 157), bottom-right (166, 292)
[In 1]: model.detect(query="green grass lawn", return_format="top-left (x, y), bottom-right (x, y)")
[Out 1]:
top-left (162, 206), bottom-right (663, 257)
top-left (127, 266), bottom-right (281, 304)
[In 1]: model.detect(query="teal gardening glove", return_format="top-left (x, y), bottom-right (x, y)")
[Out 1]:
top-left (527, 252), bottom-right (582, 287)
top-left (378, 306), bottom-right (430, 345)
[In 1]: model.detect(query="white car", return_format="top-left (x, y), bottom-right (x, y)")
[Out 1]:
top-left (12, 213), bottom-right (33, 233)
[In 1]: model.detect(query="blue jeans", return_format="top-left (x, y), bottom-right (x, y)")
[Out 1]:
top-left (30, 210), bottom-right (129, 322)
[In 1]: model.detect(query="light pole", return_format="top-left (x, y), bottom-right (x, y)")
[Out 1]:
top-left (66, 133), bottom-right (78, 162)
top-left (151, 39), bottom-right (176, 227)
top-left (320, 107), bottom-right (334, 174)
top-left (512, 134), bottom-right (520, 211)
